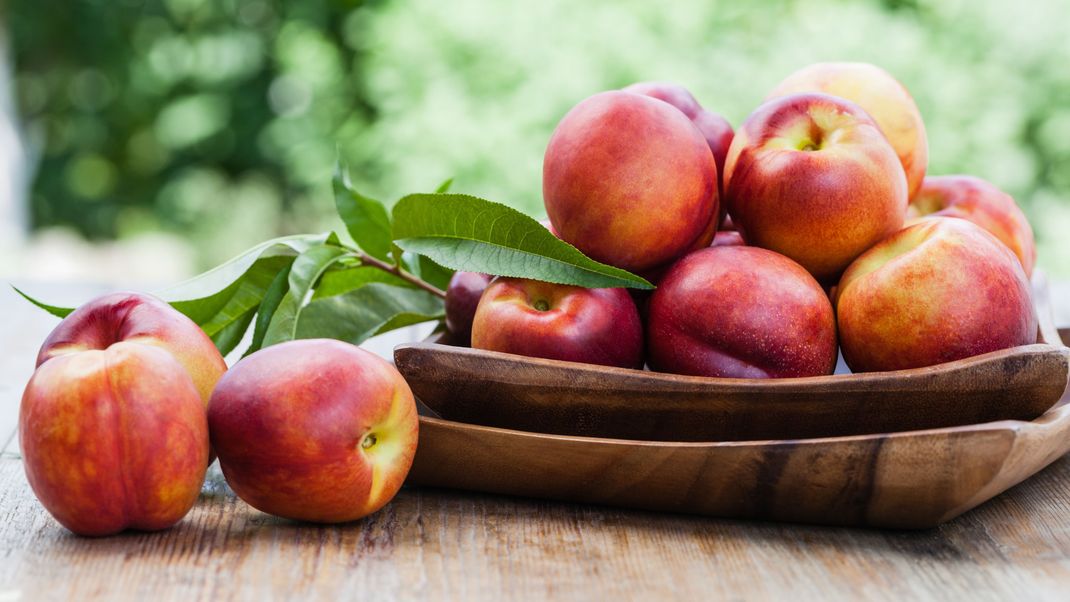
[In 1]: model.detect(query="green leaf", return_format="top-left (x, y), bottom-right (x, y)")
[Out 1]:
top-left (193, 255), bottom-right (292, 338)
top-left (211, 306), bottom-right (257, 356)
top-left (313, 266), bottom-right (414, 299)
top-left (398, 249), bottom-right (421, 276)
top-left (334, 163), bottom-right (392, 262)
top-left (262, 244), bottom-right (351, 346)
top-left (11, 286), bottom-right (74, 318)
top-left (398, 250), bottom-right (452, 290)
top-left (434, 177), bottom-right (454, 193)
top-left (417, 255), bottom-right (455, 291)
top-left (11, 235), bottom-right (325, 330)
top-left (390, 242), bottom-right (406, 266)
top-left (161, 233), bottom-right (329, 324)
top-left (242, 264), bottom-right (291, 358)
top-left (294, 283), bottom-right (444, 346)
top-left (391, 193), bottom-right (653, 290)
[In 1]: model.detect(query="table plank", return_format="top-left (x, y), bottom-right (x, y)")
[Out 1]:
top-left (0, 457), bottom-right (1069, 601)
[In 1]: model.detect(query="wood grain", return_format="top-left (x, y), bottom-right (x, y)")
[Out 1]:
top-left (406, 391), bottom-right (1070, 529)
top-left (397, 340), bottom-right (1068, 441)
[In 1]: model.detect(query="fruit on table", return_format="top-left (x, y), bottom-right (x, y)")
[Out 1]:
top-left (444, 271), bottom-right (492, 345)
top-left (835, 217), bottom-right (1037, 372)
top-left (471, 277), bottom-right (644, 369)
top-left (724, 92), bottom-right (908, 284)
top-left (647, 246), bottom-right (837, 378)
top-left (543, 90), bottom-right (718, 274)
top-left (36, 292), bottom-right (226, 406)
top-left (908, 175), bottom-right (1036, 276)
top-left (21, 293), bottom-right (214, 535)
top-left (623, 82), bottom-right (735, 202)
top-left (768, 61), bottom-right (928, 199)
top-left (208, 339), bottom-right (418, 523)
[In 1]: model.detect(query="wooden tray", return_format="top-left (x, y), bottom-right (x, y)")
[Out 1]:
top-left (396, 275), bottom-right (1068, 441)
top-left (401, 275), bottom-right (1070, 529)
top-left (407, 383), bottom-right (1070, 529)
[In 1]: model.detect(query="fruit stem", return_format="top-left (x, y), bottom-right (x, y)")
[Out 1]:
top-left (361, 433), bottom-right (378, 450)
top-left (356, 252), bottom-right (448, 299)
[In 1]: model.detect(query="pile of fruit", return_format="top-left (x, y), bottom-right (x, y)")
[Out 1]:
top-left (18, 62), bottom-right (1040, 537)
top-left (455, 62), bottom-right (1038, 378)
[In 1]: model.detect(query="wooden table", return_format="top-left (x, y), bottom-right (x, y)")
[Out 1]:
top-left (2, 284), bottom-right (1070, 601)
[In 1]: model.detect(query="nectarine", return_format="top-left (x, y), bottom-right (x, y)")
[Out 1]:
top-left (208, 339), bottom-right (418, 523)
top-left (471, 278), bottom-right (643, 369)
top-left (444, 271), bottom-right (492, 345)
top-left (543, 91), bottom-right (718, 274)
top-left (836, 217), bottom-right (1037, 372)
top-left (724, 93), bottom-right (908, 283)
top-left (909, 175), bottom-right (1035, 276)
top-left (647, 246), bottom-right (837, 378)
top-left (21, 294), bottom-right (213, 536)
top-left (768, 62), bottom-right (928, 198)
top-left (36, 292), bottom-right (226, 406)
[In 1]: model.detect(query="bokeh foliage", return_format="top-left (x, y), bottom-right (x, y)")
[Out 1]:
top-left (9, 0), bottom-right (381, 267)
top-left (9, 0), bottom-right (1070, 273)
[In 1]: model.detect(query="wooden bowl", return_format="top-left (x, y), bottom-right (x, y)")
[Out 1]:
top-left (407, 375), bottom-right (1070, 529)
top-left (396, 274), bottom-right (1069, 441)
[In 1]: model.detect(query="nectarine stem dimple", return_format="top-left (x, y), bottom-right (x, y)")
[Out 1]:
top-left (361, 433), bottom-right (378, 450)
top-left (533, 299), bottom-right (551, 312)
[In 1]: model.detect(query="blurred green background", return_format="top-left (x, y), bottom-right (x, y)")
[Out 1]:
top-left (3, 0), bottom-right (1070, 282)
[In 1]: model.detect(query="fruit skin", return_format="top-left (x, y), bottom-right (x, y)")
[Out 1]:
top-left (20, 342), bottom-right (209, 536)
top-left (724, 92), bottom-right (908, 284)
top-left (471, 278), bottom-right (644, 369)
top-left (623, 82), bottom-right (735, 214)
top-left (36, 292), bottom-right (226, 406)
top-left (712, 230), bottom-right (745, 247)
top-left (693, 110), bottom-right (735, 206)
top-left (768, 62), bottom-right (928, 198)
top-left (647, 246), bottom-right (837, 378)
top-left (208, 339), bottom-right (419, 523)
top-left (444, 271), bottom-right (492, 345)
top-left (908, 175), bottom-right (1036, 276)
top-left (622, 81), bottom-right (702, 118)
top-left (543, 90), bottom-right (718, 274)
top-left (836, 217), bottom-right (1037, 373)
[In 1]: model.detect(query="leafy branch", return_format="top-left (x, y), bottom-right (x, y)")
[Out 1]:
top-left (354, 250), bottom-right (446, 299)
top-left (16, 161), bottom-right (652, 356)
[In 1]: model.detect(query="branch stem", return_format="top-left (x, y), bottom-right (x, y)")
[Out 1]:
top-left (357, 252), bottom-right (447, 299)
